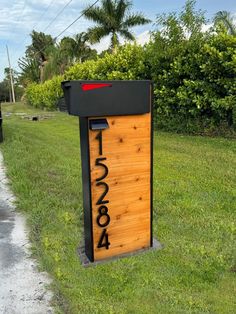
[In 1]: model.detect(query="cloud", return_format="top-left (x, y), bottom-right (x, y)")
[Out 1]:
top-left (30, 0), bottom-right (65, 5)
top-left (202, 23), bottom-right (213, 32)
top-left (0, 0), bottom-right (93, 76)
top-left (0, 0), bottom-right (152, 80)
top-left (136, 30), bottom-right (151, 45)
top-left (0, 0), bottom-right (90, 40)
top-left (92, 30), bottom-right (151, 53)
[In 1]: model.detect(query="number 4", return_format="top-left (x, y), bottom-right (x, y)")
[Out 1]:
top-left (97, 229), bottom-right (110, 250)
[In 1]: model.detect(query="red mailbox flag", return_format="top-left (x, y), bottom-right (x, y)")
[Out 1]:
top-left (81, 83), bottom-right (112, 91)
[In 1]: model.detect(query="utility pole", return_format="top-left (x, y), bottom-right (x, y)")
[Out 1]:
top-left (6, 45), bottom-right (16, 103)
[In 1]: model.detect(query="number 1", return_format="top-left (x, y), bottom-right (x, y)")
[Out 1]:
top-left (95, 130), bottom-right (102, 155)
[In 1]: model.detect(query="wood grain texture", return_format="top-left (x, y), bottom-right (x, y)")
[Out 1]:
top-left (88, 113), bottom-right (151, 261)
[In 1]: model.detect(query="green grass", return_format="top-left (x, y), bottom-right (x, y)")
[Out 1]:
top-left (1, 102), bottom-right (236, 314)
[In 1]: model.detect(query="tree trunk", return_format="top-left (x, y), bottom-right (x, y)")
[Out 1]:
top-left (40, 60), bottom-right (48, 83)
top-left (111, 32), bottom-right (119, 54)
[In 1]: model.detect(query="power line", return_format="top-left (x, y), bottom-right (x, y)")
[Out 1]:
top-left (56, 0), bottom-right (100, 39)
top-left (12, 0), bottom-right (100, 70)
top-left (16, 0), bottom-right (56, 44)
top-left (10, 0), bottom-right (57, 66)
top-left (32, 0), bottom-right (100, 59)
top-left (43, 0), bottom-right (73, 32)
top-left (31, 0), bottom-right (57, 31)
top-left (16, 0), bottom-right (27, 23)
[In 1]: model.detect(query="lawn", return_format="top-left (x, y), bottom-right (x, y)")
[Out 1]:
top-left (0, 102), bottom-right (236, 314)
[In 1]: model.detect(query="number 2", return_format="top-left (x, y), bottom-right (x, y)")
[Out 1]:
top-left (96, 182), bottom-right (109, 205)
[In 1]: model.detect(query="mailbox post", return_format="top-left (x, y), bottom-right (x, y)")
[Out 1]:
top-left (62, 80), bottom-right (154, 263)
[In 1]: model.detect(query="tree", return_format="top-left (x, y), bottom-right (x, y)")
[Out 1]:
top-left (83, 0), bottom-right (151, 52)
top-left (18, 30), bottom-right (97, 84)
top-left (0, 81), bottom-right (10, 102)
top-left (146, 0), bottom-right (236, 131)
top-left (41, 46), bottom-right (64, 81)
top-left (18, 57), bottom-right (41, 86)
top-left (0, 68), bottom-right (23, 102)
top-left (59, 32), bottom-right (97, 63)
top-left (26, 30), bottom-right (55, 62)
top-left (26, 30), bottom-right (55, 82)
top-left (214, 11), bottom-right (236, 36)
top-left (42, 33), bottom-right (97, 81)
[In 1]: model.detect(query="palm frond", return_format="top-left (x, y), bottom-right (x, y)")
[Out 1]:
top-left (123, 13), bottom-right (151, 27)
top-left (102, 0), bottom-right (116, 17)
top-left (119, 29), bottom-right (135, 41)
top-left (116, 0), bottom-right (132, 23)
top-left (214, 11), bottom-right (236, 35)
top-left (214, 11), bottom-right (230, 23)
top-left (86, 26), bottom-right (110, 44)
top-left (83, 0), bottom-right (151, 52)
top-left (82, 6), bottom-right (107, 25)
top-left (83, 4), bottom-right (116, 29)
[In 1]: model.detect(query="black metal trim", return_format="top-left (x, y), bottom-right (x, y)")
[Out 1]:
top-left (79, 117), bottom-right (94, 262)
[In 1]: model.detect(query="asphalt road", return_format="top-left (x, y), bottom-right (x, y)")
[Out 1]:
top-left (0, 152), bottom-right (53, 314)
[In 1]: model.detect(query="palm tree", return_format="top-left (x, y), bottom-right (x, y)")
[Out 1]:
top-left (83, 0), bottom-right (151, 52)
top-left (41, 46), bottom-right (63, 81)
top-left (214, 11), bottom-right (236, 36)
top-left (26, 31), bottom-right (54, 62)
top-left (42, 33), bottom-right (98, 81)
top-left (26, 31), bottom-right (55, 82)
top-left (18, 57), bottom-right (41, 85)
top-left (60, 33), bottom-right (96, 63)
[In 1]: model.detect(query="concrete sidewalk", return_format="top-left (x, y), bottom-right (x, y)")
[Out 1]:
top-left (0, 152), bottom-right (53, 314)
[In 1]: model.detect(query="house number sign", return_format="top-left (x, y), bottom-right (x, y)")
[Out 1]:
top-left (88, 114), bottom-right (152, 262)
top-left (94, 129), bottom-right (111, 250)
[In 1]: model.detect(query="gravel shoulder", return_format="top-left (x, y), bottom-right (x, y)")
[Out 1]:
top-left (0, 152), bottom-right (54, 314)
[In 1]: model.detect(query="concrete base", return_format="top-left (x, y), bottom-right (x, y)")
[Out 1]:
top-left (77, 238), bottom-right (163, 267)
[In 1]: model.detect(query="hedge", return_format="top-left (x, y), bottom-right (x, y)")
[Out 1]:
top-left (25, 44), bottom-right (147, 110)
top-left (25, 33), bottom-right (236, 134)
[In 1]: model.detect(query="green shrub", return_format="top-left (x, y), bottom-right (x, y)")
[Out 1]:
top-left (25, 44), bottom-right (147, 110)
top-left (25, 75), bottom-right (64, 110)
top-left (65, 43), bottom-right (146, 81)
top-left (25, 6), bottom-right (236, 136)
top-left (145, 1), bottom-right (236, 133)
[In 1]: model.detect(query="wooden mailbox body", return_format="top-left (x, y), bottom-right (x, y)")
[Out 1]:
top-left (62, 80), bottom-right (153, 262)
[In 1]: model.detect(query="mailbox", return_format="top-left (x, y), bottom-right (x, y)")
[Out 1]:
top-left (62, 80), bottom-right (153, 263)
top-left (0, 104), bottom-right (3, 143)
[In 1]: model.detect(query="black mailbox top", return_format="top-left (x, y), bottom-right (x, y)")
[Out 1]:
top-left (61, 80), bottom-right (152, 117)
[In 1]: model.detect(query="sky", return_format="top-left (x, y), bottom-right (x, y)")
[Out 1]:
top-left (0, 0), bottom-right (235, 81)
